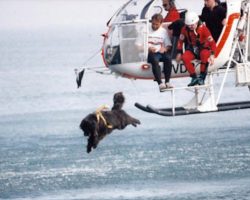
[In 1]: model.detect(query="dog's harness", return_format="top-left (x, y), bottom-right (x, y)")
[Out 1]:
top-left (95, 105), bottom-right (113, 129)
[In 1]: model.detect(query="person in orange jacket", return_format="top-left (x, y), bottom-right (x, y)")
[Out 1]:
top-left (162, 0), bottom-right (180, 23)
top-left (162, 0), bottom-right (182, 59)
top-left (176, 11), bottom-right (216, 86)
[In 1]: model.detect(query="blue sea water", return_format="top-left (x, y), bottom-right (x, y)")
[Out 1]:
top-left (1, 1), bottom-right (250, 200)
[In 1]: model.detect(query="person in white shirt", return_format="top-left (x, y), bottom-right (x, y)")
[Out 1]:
top-left (148, 14), bottom-right (173, 91)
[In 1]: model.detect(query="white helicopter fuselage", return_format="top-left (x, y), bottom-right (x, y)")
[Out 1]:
top-left (102, 0), bottom-right (244, 80)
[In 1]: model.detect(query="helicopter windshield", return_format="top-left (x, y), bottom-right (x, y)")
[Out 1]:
top-left (104, 0), bottom-right (165, 65)
top-left (111, 0), bottom-right (154, 24)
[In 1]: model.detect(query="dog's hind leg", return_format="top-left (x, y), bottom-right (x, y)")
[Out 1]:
top-left (130, 118), bottom-right (141, 127)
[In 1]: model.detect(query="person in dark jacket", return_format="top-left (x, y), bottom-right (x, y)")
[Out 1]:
top-left (200, 0), bottom-right (226, 42)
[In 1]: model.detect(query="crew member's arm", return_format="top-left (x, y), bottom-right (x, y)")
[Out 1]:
top-left (219, 6), bottom-right (227, 26)
top-left (159, 29), bottom-right (172, 53)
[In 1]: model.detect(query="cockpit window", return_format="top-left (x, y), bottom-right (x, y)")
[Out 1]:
top-left (112, 0), bottom-right (153, 24)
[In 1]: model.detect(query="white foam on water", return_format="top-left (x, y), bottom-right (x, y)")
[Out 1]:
top-left (10, 178), bottom-right (250, 200)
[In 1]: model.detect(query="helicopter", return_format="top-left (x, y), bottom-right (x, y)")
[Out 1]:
top-left (77, 0), bottom-right (250, 116)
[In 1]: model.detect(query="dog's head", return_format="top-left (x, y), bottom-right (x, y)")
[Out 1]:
top-left (80, 114), bottom-right (97, 136)
top-left (112, 92), bottom-right (125, 110)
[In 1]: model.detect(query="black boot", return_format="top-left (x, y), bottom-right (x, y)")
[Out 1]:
top-left (198, 72), bottom-right (207, 85)
top-left (188, 74), bottom-right (199, 87)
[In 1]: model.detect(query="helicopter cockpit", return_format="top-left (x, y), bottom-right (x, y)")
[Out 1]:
top-left (103, 0), bottom-right (179, 66)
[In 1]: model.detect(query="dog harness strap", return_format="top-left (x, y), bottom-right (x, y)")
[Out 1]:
top-left (95, 105), bottom-right (113, 129)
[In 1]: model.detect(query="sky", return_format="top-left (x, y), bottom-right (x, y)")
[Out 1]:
top-left (0, 0), bottom-right (125, 31)
top-left (0, 0), bottom-right (204, 31)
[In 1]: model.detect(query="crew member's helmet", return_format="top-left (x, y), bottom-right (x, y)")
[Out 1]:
top-left (185, 11), bottom-right (199, 25)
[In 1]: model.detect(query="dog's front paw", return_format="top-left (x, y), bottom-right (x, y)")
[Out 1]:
top-left (87, 145), bottom-right (92, 153)
top-left (87, 139), bottom-right (93, 153)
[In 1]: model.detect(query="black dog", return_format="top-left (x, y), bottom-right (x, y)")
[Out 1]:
top-left (80, 92), bottom-right (141, 153)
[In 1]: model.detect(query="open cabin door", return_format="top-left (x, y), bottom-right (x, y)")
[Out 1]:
top-left (103, 0), bottom-right (176, 66)
top-left (103, 0), bottom-right (153, 66)
top-left (119, 22), bottom-right (148, 64)
top-left (104, 21), bottom-right (148, 65)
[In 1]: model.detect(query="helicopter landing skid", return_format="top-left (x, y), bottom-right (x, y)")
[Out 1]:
top-left (135, 101), bottom-right (250, 116)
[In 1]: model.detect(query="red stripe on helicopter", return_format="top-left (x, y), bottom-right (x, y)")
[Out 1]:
top-left (215, 13), bottom-right (240, 57)
top-left (101, 47), bottom-right (108, 67)
top-left (101, 28), bottom-right (111, 68)
top-left (122, 73), bottom-right (153, 80)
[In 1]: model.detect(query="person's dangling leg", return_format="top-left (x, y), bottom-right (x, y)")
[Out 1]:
top-left (148, 52), bottom-right (162, 85)
top-left (199, 49), bottom-right (211, 85)
top-left (182, 50), bottom-right (198, 86)
top-left (162, 53), bottom-right (173, 88)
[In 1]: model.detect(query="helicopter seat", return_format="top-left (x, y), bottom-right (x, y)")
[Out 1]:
top-left (168, 19), bottom-right (185, 58)
top-left (105, 45), bottom-right (121, 65)
top-left (178, 9), bottom-right (187, 20)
